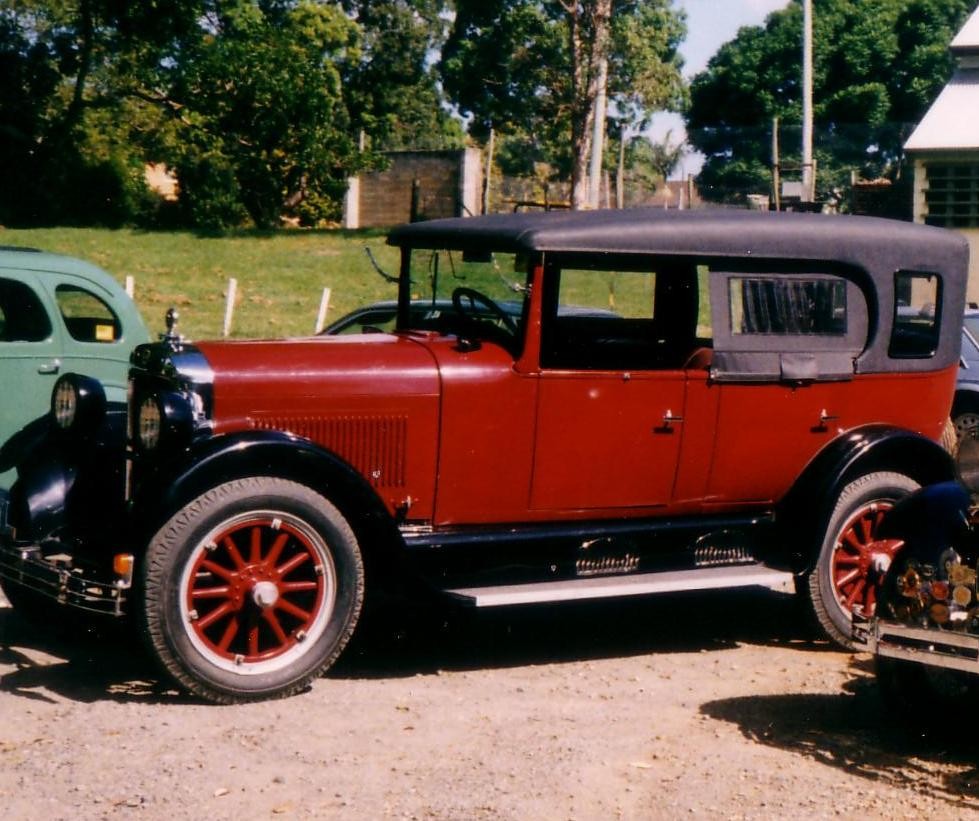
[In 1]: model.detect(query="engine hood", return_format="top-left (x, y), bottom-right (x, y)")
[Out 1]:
top-left (195, 334), bottom-right (440, 430)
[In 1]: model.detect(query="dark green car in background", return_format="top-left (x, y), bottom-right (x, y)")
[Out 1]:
top-left (0, 247), bottom-right (149, 487)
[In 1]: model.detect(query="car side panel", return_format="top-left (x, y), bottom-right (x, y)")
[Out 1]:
top-left (426, 338), bottom-right (540, 526)
top-left (705, 367), bottom-right (956, 505)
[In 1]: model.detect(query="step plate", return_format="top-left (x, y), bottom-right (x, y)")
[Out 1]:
top-left (445, 563), bottom-right (794, 607)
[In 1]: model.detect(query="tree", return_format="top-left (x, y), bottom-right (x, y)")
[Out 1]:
top-left (0, 0), bottom-right (203, 225)
top-left (119, 1), bottom-right (369, 230)
top-left (685, 0), bottom-right (975, 205)
top-left (1, 0), bottom-right (463, 229)
top-left (341, 1), bottom-right (463, 151)
top-left (442, 0), bottom-right (685, 209)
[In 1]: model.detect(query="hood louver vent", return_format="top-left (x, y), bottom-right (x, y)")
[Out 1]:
top-left (251, 415), bottom-right (407, 487)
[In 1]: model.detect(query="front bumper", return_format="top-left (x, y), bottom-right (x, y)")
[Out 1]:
top-left (853, 612), bottom-right (979, 675)
top-left (0, 532), bottom-right (130, 617)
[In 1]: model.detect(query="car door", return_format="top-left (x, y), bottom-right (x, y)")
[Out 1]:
top-left (704, 268), bottom-right (870, 504)
top-left (43, 275), bottom-right (137, 403)
top-left (529, 261), bottom-right (694, 512)
top-left (0, 273), bottom-right (63, 448)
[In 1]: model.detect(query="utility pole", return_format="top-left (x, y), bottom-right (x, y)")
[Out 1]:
top-left (802, 0), bottom-right (814, 203)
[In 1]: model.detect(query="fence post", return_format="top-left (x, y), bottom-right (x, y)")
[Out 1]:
top-left (125, 275), bottom-right (135, 298)
top-left (223, 277), bottom-right (238, 337)
top-left (314, 287), bottom-right (332, 334)
top-left (410, 178), bottom-right (421, 222)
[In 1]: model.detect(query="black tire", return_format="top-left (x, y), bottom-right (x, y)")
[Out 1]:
top-left (952, 393), bottom-right (979, 441)
top-left (805, 471), bottom-right (919, 648)
top-left (141, 477), bottom-right (364, 704)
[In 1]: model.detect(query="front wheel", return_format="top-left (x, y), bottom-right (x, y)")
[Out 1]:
top-left (805, 471), bottom-right (919, 648)
top-left (141, 477), bottom-right (364, 703)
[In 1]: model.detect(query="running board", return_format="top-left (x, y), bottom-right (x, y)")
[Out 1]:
top-left (444, 563), bottom-right (794, 607)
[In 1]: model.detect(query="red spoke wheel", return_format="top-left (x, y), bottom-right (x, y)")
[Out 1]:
top-left (805, 471), bottom-right (918, 648)
top-left (142, 477), bottom-right (363, 703)
top-left (829, 503), bottom-right (901, 618)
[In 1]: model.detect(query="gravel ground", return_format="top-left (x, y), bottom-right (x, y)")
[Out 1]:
top-left (1, 585), bottom-right (978, 820)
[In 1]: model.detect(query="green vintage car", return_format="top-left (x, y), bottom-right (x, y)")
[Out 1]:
top-left (0, 247), bottom-right (149, 486)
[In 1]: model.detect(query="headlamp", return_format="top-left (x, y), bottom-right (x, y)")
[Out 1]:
top-left (51, 374), bottom-right (106, 435)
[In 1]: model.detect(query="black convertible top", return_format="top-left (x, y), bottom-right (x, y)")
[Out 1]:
top-left (388, 208), bottom-right (968, 283)
top-left (390, 208), bottom-right (971, 376)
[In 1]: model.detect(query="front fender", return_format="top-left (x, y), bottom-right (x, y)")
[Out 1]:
top-left (130, 430), bottom-right (407, 587)
top-left (779, 424), bottom-right (956, 574)
top-left (7, 406), bottom-right (129, 544)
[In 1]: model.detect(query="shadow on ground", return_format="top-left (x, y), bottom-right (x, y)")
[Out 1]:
top-left (702, 659), bottom-right (979, 809)
top-left (0, 586), bottom-right (817, 703)
top-left (0, 607), bottom-right (182, 704)
top-left (333, 586), bottom-right (825, 679)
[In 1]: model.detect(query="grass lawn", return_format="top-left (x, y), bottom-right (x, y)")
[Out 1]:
top-left (0, 227), bottom-right (403, 339)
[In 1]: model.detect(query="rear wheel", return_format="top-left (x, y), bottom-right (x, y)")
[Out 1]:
top-left (141, 477), bottom-right (364, 703)
top-left (805, 471), bottom-right (919, 648)
top-left (952, 394), bottom-right (979, 441)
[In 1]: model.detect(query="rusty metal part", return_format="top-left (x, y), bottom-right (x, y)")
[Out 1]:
top-left (929, 603), bottom-right (951, 624)
top-left (954, 584), bottom-right (973, 607)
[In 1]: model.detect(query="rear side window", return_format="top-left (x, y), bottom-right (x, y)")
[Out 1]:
top-left (730, 277), bottom-right (846, 336)
top-left (56, 285), bottom-right (121, 343)
top-left (890, 271), bottom-right (941, 359)
top-left (710, 269), bottom-right (867, 382)
top-left (0, 278), bottom-right (52, 342)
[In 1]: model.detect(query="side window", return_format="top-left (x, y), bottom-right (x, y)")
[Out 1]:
top-left (890, 270), bottom-right (941, 359)
top-left (729, 277), bottom-right (846, 336)
top-left (696, 265), bottom-right (712, 340)
top-left (0, 278), bottom-right (52, 342)
top-left (710, 269), bottom-right (867, 382)
top-left (55, 285), bottom-right (121, 343)
top-left (541, 260), bottom-right (703, 370)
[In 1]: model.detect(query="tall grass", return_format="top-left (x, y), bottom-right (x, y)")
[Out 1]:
top-left (0, 227), bottom-right (403, 340)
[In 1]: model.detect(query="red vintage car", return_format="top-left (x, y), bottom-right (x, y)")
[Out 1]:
top-left (0, 209), bottom-right (969, 702)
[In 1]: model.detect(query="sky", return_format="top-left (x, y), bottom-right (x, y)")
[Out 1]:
top-left (653, 0), bottom-right (792, 177)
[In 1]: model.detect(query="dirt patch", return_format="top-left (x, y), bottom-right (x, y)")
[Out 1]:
top-left (1, 587), bottom-right (976, 819)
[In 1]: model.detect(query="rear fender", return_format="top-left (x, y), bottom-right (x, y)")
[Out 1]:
top-left (779, 424), bottom-right (956, 574)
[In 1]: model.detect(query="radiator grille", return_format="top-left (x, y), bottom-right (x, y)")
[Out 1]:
top-left (250, 415), bottom-right (407, 487)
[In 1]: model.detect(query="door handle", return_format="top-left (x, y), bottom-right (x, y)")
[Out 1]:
top-left (655, 409), bottom-right (684, 433)
top-left (819, 408), bottom-right (838, 425)
top-left (37, 359), bottom-right (61, 375)
top-left (813, 408), bottom-right (839, 432)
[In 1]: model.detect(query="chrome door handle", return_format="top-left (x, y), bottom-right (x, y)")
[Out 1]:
top-left (655, 409), bottom-right (684, 433)
top-left (37, 359), bottom-right (61, 375)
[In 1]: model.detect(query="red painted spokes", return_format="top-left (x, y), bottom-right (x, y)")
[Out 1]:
top-left (183, 514), bottom-right (334, 667)
top-left (831, 501), bottom-right (903, 618)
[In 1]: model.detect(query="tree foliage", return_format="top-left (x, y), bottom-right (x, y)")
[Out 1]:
top-left (441, 0), bottom-right (685, 207)
top-left (341, 0), bottom-right (462, 151)
top-left (685, 0), bottom-right (976, 204)
top-left (0, 0), bottom-right (203, 225)
top-left (146, 1), bottom-right (362, 229)
top-left (0, 0), bottom-right (461, 229)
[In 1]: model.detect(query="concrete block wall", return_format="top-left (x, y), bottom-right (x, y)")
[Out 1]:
top-left (345, 149), bottom-right (482, 228)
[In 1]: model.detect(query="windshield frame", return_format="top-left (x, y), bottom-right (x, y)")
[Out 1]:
top-left (396, 245), bottom-right (536, 355)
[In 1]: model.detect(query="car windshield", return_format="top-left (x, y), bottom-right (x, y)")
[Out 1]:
top-left (964, 314), bottom-right (979, 340)
top-left (402, 248), bottom-right (530, 343)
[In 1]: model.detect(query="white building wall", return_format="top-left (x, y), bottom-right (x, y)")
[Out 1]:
top-left (912, 155), bottom-right (979, 306)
